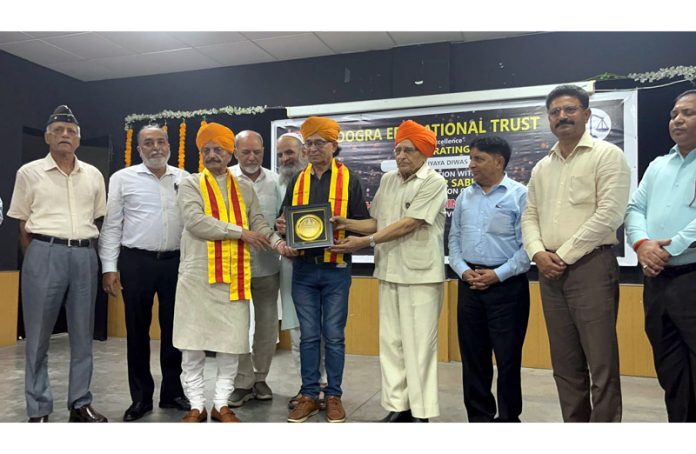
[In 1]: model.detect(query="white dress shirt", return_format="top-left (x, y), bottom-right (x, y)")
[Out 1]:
top-left (231, 165), bottom-right (282, 277)
top-left (99, 163), bottom-right (189, 273)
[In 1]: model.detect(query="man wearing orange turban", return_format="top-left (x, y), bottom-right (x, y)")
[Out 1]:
top-left (331, 119), bottom-right (447, 422)
top-left (280, 116), bottom-right (370, 423)
top-left (173, 122), bottom-right (292, 423)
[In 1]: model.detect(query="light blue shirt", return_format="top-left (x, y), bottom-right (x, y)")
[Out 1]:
top-left (625, 146), bottom-right (696, 266)
top-left (448, 174), bottom-right (530, 282)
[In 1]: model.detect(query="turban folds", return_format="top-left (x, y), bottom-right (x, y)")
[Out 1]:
top-left (395, 120), bottom-right (437, 157)
top-left (300, 116), bottom-right (340, 142)
top-left (196, 122), bottom-right (235, 152)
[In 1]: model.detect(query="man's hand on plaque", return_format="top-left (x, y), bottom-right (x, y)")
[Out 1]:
top-left (330, 216), bottom-right (348, 231)
top-left (330, 235), bottom-right (367, 254)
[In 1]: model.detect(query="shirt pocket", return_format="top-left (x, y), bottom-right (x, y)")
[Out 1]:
top-left (568, 174), bottom-right (596, 205)
top-left (401, 227), bottom-right (434, 270)
top-left (487, 208), bottom-right (516, 236)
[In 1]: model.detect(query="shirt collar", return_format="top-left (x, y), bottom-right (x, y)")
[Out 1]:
top-left (42, 152), bottom-right (83, 173)
top-left (136, 163), bottom-right (176, 177)
top-left (668, 144), bottom-right (696, 161)
top-left (232, 164), bottom-right (267, 182)
top-left (400, 161), bottom-right (431, 182)
top-left (549, 131), bottom-right (594, 159)
top-left (471, 173), bottom-right (509, 193)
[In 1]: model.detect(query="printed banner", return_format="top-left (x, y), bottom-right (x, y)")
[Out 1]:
top-left (272, 90), bottom-right (639, 266)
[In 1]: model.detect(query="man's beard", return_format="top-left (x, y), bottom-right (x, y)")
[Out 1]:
top-left (279, 160), bottom-right (307, 185)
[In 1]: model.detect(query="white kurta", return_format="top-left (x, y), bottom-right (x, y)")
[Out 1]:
top-left (173, 172), bottom-right (280, 354)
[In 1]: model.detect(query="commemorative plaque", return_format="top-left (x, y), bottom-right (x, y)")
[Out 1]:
top-left (285, 203), bottom-right (334, 249)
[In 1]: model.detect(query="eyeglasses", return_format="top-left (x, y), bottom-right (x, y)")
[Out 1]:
top-left (393, 147), bottom-right (418, 157)
top-left (303, 139), bottom-right (329, 149)
top-left (548, 105), bottom-right (582, 118)
top-left (201, 146), bottom-right (228, 157)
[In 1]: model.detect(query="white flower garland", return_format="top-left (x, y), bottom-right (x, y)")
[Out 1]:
top-left (123, 104), bottom-right (267, 130)
top-left (627, 66), bottom-right (696, 84)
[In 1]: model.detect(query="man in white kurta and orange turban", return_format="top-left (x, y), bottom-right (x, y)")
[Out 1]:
top-left (173, 122), bottom-right (291, 423)
top-left (331, 119), bottom-right (447, 422)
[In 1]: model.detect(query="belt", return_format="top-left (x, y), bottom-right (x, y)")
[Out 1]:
top-left (32, 234), bottom-right (93, 247)
top-left (465, 261), bottom-right (504, 270)
top-left (122, 246), bottom-right (180, 260)
top-left (297, 254), bottom-right (340, 266)
top-left (546, 244), bottom-right (613, 254)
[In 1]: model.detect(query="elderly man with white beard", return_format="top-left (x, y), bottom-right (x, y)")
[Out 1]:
top-left (99, 124), bottom-right (191, 421)
top-left (227, 130), bottom-right (285, 407)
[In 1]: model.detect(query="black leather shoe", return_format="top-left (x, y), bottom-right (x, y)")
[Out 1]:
top-left (69, 404), bottom-right (108, 422)
top-left (379, 410), bottom-right (413, 422)
top-left (123, 402), bottom-right (153, 422)
top-left (412, 417), bottom-right (429, 422)
top-left (159, 396), bottom-right (190, 411)
top-left (28, 415), bottom-right (49, 423)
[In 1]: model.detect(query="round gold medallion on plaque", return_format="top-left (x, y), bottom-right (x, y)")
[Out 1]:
top-left (295, 214), bottom-right (323, 241)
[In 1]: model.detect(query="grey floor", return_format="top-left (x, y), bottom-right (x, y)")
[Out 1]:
top-left (0, 334), bottom-right (667, 423)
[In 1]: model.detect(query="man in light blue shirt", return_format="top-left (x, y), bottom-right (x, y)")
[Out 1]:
top-left (448, 136), bottom-right (530, 422)
top-left (625, 89), bottom-right (696, 422)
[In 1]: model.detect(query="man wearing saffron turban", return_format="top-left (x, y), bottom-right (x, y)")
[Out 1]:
top-left (279, 116), bottom-right (370, 423)
top-left (172, 122), bottom-right (290, 423)
top-left (331, 119), bottom-right (447, 422)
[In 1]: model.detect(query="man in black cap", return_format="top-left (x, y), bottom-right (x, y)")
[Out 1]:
top-left (8, 105), bottom-right (109, 422)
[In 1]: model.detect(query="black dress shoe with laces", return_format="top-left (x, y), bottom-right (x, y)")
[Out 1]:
top-left (28, 415), bottom-right (49, 423)
top-left (69, 404), bottom-right (108, 422)
top-left (379, 410), bottom-right (413, 422)
top-left (123, 402), bottom-right (153, 422)
top-left (159, 396), bottom-right (190, 411)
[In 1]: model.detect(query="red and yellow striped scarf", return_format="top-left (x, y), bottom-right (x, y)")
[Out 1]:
top-left (292, 159), bottom-right (350, 264)
top-left (199, 168), bottom-right (251, 301)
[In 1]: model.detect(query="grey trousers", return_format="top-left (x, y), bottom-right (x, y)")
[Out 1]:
top-left (539, 247), bottom-right (622, 422)
top-left (234, 273), bottom-right (280, 389)
top-left (21, 239), bottom-right (98, 417)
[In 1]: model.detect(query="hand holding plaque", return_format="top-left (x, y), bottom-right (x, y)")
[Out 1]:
top-left (285, 203), bottom-right (334, 249)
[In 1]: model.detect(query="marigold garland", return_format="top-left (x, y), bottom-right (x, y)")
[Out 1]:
top-left (178, 121), bottom-right (186, 169)
top-left (124, 127), bottom-right (133, 167)
top-left (198, 120), bottom-right (207, 172)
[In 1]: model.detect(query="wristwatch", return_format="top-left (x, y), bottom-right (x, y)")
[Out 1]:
top-left (368, 235), bottom-right (376, 248)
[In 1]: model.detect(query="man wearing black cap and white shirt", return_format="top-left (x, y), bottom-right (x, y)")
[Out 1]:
top-left (8, 105), bottom-right (108, 422)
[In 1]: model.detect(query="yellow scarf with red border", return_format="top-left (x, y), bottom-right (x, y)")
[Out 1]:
top-left (292, 159), bottom-right (349, 264)
top-left (199, 168), bottom-right (251, 301)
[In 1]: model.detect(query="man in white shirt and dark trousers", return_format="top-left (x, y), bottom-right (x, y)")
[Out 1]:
top-left (228, 130), bottom-right (283, 407)
top-left (99, 124), bottom-right (190, 421)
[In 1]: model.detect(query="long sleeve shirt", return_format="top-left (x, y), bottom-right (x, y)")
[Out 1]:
top-left (448, 174), bottom-right (530, 282)
top-left (625, 145), bottom-right (696, 266)
top-left (521, 132), bottom-right (631, 265)
top-left (98, 164), bottom-right (189, 273)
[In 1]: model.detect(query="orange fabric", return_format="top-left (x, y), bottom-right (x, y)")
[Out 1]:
top-left (196, 122), bottom-right (236, 152)
top-left (395, 120), bottom-right (437, 157)
top-left (300, 116), bottom-right (340, 142)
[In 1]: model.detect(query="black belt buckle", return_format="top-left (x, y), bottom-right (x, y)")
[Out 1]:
top-left (67, 238), bottom-right (90, 247)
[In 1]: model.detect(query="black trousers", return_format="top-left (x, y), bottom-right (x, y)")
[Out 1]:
top-left (457, 272), bottom-right (530, 422)
top-left (119, 247), bottom-right (184, 404)
top-left (644, 263), bottom-right (696, 422)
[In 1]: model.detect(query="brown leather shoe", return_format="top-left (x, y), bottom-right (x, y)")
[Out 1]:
top-left (325, 396), bottom-right (346, 423)
top-left (181, 408), bottom-right (207, 423)
top-left (211, 406), bottom-right (240, 423)
top-left (288, 393), bottom-right (301, 410)
top-left (69, 405), bottom-right (108, 422)
top-left (287, 395), bottom-right (320, 423)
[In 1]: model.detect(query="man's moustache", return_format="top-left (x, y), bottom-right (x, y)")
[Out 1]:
top-left (555, 119), bottom-right (575, 128)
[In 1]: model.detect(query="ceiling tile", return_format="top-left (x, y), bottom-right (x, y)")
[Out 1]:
top-left (242, 32), bottom-right (309, 40)
top-left (0, 32), bottom-right (33, 44)
top-left (316, 31), bottom-right (395, 53)
top-left (45, 32), bottom-right (131, 59)
top-left (254, 33), bottom-right (333, 60)
top-left (0, 39), bottom-right (83, 65)
top-left (42, 59), bottom-right (114, 82)
top-left (98, 32), bottom-right (188, 54)
top-left (197, 41), bottom-right (275, 66)
top-left (388, 32), bottom-right (464, 46)
top-left (96, 48), bottom-right (220, 79)
top-left (23, 31), bottom-right (82, 38)
top-left (170, 31), bottom-right (247, 47)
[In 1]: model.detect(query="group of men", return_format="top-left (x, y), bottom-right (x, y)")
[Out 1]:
top-left (6, 84), bottom-right (696, 423)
